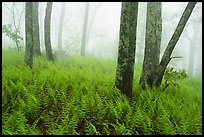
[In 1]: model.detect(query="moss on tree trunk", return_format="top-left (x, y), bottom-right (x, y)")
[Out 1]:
top-left (44, 2), bottom-right (54, 61)
top-left (139, 2), bottom-right (162, 89)
top-left (115, 2), bottom-right (138, 97)
top-left (24, 2), bottom-right (33, 68)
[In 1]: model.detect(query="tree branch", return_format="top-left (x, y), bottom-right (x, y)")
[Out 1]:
top-left (170, 56), bottom-right (182, 59)
top-left (155, 2), bottom-right (197, 86)
top-left (3, 2), bottom-right (13, 14)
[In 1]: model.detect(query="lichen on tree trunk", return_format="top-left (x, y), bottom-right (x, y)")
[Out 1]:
top-left (139, 2), bottom-right (162, 89)
top-left (24, 2), bottom-right (33, 68)
top-left (115, 2), bottom-right (138, 97)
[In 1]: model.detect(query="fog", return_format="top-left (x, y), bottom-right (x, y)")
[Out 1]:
top-left (2, 2), bottom-right (202, 78)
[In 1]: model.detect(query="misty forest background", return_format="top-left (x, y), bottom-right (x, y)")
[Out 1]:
top-left (2, 2), bottom-right (202, 135)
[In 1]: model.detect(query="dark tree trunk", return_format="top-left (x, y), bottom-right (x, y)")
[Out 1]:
top-left (139, 2), bottom-right (162, 89)
top-left (33, 2), bottom-right (41, 56)
top-left (115, 2), bottom-right (138, 97)
top-left (44, 2), bottom-right (54, 61)
top-left (80, 2), bottom-right (89, 56)
top-left (24, 2), bottom-right (33, 68)
top-left (156, 2), bottom-right (197, 86)
top-left (58, 2), bottom-right (65, 50)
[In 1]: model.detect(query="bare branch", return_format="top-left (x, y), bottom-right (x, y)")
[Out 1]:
top-left (11, 3), bottom-right (17, 30)
top-left (170, 56), bottom-right (182, 59)
top-left (3, 2), bottom-right (13, 14)
top-left (17, 3), bottom-right (25, 29)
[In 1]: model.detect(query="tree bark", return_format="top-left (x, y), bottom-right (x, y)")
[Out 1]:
top-left (80, 2), bottom-right (89, 56)
top-left (139, 2), bottom-right (162, 89)
top-left (156, 2), bottom-right (197, 86)
top-left (33, 2), bottom-right (41, 56)
top-left (24, 2), bottom-right (33, 68)
top-left (115, 2), bottom-right (138, 97)
top-left (186, 21), bottom-right (200, 77)
top-left (58, 2), bottom-right (65, 50)
top-left (39, 3), bottom-right (45, 51)
top-left (44, 2), bottom-right (54, 61)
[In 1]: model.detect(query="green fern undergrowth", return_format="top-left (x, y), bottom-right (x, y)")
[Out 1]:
top-left (2, 48), bottom-right (202, 135)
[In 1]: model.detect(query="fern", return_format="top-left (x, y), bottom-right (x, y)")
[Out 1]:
top-left (85, 121), bottom-right (100, 135)
top-left (2, 111), bottom-right (29, 135)
top-left (2, 49), bottom-right (202, 135)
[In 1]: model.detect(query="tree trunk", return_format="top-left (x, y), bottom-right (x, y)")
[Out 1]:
top-left (39, 3), bottom-right (45, 51)
top-left (80, 2), bottom-right (89, 56)
top-left (136, 3), bottom-right (147, 64)
top-left (186, 23), bottom-right (200, 77)
top-left (44, 2), bottom-right (54, 61)
top-left (139, 2), bottom-right (162, 89)
top-left (188, 42), bottom-right (195, 76)
top-left (33, 2), bottom-right (41, 56)
top-left (24, 2), bottom-right (33, 68)
top-left (115, 2), bottom-right (138, 97)
top-left (58, 2), bottom-right (65, 50)
top-left (156, 2), bottom-right (197, 86)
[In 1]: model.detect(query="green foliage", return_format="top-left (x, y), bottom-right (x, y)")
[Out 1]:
top-left (2, 24), bottom-right (23, 50)
top-left (164, 66), bottom-right (188, 80)
top-left (163, 66), bottom-right (188, 90)
top-left (2, 48), bottom-right (202, 135)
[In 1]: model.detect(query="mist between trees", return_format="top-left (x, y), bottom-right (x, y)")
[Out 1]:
top-left (2, 2), bottom-right (202, 92)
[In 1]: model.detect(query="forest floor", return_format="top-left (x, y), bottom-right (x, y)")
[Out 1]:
top-left (2, 48), bottom-right (202, 135)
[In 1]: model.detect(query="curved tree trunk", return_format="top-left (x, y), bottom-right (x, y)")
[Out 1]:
top-left (24, 2), bottom-right (33, 68)
top-left (44, 2), bottom-right (54, 61)
top-left (155, 2), bottom-right (197, 86)
top-left (115, 2), bottom-right (138, 97)
top-left (33, 2), bottom-right (41, 56)
top-left (139, 2), bottom-right (162, 89)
